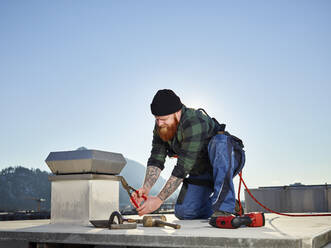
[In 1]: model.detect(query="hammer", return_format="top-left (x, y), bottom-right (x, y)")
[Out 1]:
top-left (124, 215), bottom-right (167, 224)
top-left (142, 216), bottom-right (181, 229)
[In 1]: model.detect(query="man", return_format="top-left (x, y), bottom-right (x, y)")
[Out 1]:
top-left (132, 89), bottom-right (245, 219)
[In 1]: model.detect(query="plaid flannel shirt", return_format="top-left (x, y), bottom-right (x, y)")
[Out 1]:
top-left (147, 105), bottom-right (220, 178)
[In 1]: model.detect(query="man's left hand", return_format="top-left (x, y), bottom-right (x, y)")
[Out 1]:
top-left (137, 196), bottom-right (163, 216)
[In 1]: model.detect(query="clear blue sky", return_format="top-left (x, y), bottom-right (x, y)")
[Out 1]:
top-left (0, 1), bottom-right (330, 189)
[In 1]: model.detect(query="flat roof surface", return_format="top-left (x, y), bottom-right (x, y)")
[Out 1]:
top-left (0, 213), bottom-right (330, 248)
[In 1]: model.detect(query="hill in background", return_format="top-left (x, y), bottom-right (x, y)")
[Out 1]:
top-left (0, 158), bottom-right (177, 212)
top-left (0, 166), bottom-right (51, 211)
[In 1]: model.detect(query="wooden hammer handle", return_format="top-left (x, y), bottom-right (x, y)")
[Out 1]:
top-left (156, 220), bottom-right (181, 229)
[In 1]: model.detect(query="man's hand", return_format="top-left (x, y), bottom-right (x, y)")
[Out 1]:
top-left (130, 166), bottom-right (161, 208)
top-left (137, 196), bottom-right (163, 216)
top-left (130, 187), bottom-right (149, 207)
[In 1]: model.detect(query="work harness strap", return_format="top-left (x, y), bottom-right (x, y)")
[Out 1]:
top-left (198, 108), bottom-right (244, 149)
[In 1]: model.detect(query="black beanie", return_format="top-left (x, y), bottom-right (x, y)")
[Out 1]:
top-left (151, 89), bottom-right (183, 116)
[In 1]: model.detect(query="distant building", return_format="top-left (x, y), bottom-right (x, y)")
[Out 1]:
top-left (245, 183), bottom-right (331, 213)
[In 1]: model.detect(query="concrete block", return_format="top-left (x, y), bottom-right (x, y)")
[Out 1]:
top-left (50, 175), bottom-right (119, 225)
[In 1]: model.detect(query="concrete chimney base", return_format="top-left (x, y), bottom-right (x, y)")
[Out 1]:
top-left (49, 174), bottom-right (119, 225)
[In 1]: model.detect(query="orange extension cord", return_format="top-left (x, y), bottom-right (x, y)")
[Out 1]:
top-left (237, 171), bottom-right (331, 217)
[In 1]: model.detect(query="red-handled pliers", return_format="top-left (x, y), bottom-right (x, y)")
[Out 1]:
top-left (119, 176), bottom-right (147, 208)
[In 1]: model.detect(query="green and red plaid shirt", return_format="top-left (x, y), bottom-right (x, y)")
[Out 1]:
top-left (147, 105), bottom-right (220, 178)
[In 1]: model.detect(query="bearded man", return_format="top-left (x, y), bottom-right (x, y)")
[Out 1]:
top-left (132, 89), bottom-right (245, 219)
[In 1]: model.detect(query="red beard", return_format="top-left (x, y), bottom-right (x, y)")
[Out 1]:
top-left (157, 115), bottom-right (179, 142)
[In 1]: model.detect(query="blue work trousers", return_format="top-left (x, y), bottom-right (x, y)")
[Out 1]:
top-left (174, 134), bottom-right (245, 220)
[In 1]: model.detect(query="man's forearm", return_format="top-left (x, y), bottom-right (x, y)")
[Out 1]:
top-left (143, 166), bottom-right (161, 191)
top-left (157, 176), bottom-right (183, 201)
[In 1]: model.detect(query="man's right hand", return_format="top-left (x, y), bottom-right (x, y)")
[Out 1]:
top-left (131, 166), bottom-right (161, 208)
top-left (130, 187), bottom-right (149, 207)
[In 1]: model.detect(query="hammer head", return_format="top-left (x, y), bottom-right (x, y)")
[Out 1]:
top-left (142, 215), bottom-right (167, 227)
top-left (142, 217), bottom-right (163, 227)
top-left (142, 215), bottom-right (181, 229)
